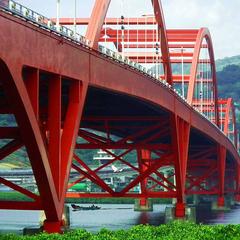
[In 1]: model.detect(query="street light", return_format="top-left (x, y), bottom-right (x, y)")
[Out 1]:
top-left (142, 14), bottom-right (155, 75)
top-left (56, 0), bottom-right (77, 36)
top-left (56, 0), bottom-right (60, 30)
top-left (170, 48), bottom-right (186, 97)
top-left (74, 0), bottom-right (77, 37)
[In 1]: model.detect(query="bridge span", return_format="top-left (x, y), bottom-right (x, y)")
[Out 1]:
top-left (0, 0), bottom-right (239, 233)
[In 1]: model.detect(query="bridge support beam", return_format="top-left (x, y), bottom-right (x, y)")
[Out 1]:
top-left (235, 166), bottom-right (240, 204)
top-left (211, 145), bottom-right (230, 211)
top-left (0, 61), bottom-right (88, 233)
top-left (171, 116), bottom-right (190, 218)
top-left (217, 145), bottom-right (226, 208)
top-left (43, 221), bottom-right (63, 233)
top-left (235, 194), bottom-right (240, 204)
top-left (217, 196), bottom-right (225, 207)
top-left (134, 149), bottom-right (153, 211)
top-left (134, 198), bottom-right (153, 212)
top-left (165, 205), bottom-right (196, 223)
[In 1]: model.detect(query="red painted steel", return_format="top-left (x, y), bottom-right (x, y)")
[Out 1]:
top-left (0, 0), bottom-right (239, 234)
top-left (86, 0), bottom-right (111, 49)
top-left (151, 0), bottom-right (172, 84)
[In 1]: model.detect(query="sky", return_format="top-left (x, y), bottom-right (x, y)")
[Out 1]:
top-left (15, 0), bottom-right (240, 59)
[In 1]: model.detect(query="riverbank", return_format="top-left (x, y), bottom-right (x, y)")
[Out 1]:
top-left (1, 221), bottom-right (240, 239)
top-left (0, 192), bottom-right (172, 204)
top-left (66, 197), bottom-right (172, 204)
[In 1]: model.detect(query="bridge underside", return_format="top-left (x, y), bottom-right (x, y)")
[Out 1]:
top-left (76, 86), bottom-right (236, 199)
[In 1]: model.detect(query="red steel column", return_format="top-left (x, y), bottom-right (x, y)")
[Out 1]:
top-left (217, 145), bottom-right (226, 207)
top-left (48, 75), bottom-right (62, 199)
top-left (44, 80), bottom-right (87, 232)
top-left (24, 68), bottom-right (39, 119)
top-left (86, 0), bottom-right (111, 49)
top-left (0, 61), bottom-right (61, 232)
top-left (59, 81), bottom-right (88, 201)
top-left (43, 75), bottom-right (63, 232)
top-left (235, 165), bottom-right (240, 202)
top-left (137, 149), bottom-right (150, 206)
top-left (171, 116), bottom-right (190, 217)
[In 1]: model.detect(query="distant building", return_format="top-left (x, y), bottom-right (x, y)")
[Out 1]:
top-left (93, 149), bottom-right (115, 165)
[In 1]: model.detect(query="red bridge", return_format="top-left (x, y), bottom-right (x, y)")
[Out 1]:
top-left (0, 0), bottom-right (239, 233)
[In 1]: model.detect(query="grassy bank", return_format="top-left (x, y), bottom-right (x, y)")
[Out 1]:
top-left (66, 197), bottom-right (172, 204)
top-left (0, 192), bottom-right (172, 204)
top-left (1, 221), bottom-right (240, 239)
top-left (0, 192), bottom-right (32, 202)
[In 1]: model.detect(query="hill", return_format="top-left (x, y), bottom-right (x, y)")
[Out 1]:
top-left (216, 55), bottom-right (240, 71)
top-left (216, 64), bottom-right (240, 129)
top-left (217, 64), bottom-right (240, 102)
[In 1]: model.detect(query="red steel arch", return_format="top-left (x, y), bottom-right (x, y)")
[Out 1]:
top-left (166, 28), bottom-right (219, 126)
top-left (83, 0), bottom-right (172, 83)
top-left (187, 28), bottom-right (219, 126)
top-left (219, 98), bottom-right (238, 147)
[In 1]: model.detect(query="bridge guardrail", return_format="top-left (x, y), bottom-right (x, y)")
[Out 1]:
top-left (0, 0), bottom-right (91, 47)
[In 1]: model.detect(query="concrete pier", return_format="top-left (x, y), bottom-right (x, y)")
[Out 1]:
top-left (134, 198), bottom-right (153, 211)
top-left (165, 205), bottom-right (196, 223)
top-left (211, 196), bottom-right (231, 211)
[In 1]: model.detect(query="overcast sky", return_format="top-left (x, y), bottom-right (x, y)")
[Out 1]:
top-left (15, 0), bottom-right (240, 59)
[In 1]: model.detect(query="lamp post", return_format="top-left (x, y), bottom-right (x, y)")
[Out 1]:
top-left (56, 0), bottom-right (60, 30)
top-left (170, 48), bottom-right (186, 97)
top-left (74, 0), bottom-right (77, 37)
top-left (181, 47), bottom-right (185, 98)
top-left (142, 14), bottom-right (154, 77)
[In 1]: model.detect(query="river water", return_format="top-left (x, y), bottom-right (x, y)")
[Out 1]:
top-left (0, 204), bottom-right (240, 234)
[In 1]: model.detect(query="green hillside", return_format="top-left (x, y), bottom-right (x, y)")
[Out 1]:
top-left (216, 55), bottom-right (240, 71)
top-left (216, 64), bottom-right (240, 130)
top-left (217, 64), bottom-right (240, 102)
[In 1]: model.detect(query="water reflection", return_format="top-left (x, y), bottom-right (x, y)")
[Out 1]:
top-left (137, 212), bottom-right (149, 225)
top-left (0, 204), bottom-right (240, 234)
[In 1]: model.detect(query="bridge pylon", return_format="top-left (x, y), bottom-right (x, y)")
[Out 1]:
top-left (135, 149), bottom-right (153, 211)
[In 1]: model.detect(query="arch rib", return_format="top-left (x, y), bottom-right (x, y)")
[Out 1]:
top-left (86, 0), bottom-right (111, 49)
top-left (187, 28), bottom-right (219, 126)
top-left (86, 0), bottom-right (172, 83)
top-left (221, 98), bottom-right (238, 148)
top-left (151, 0), bottom-right (172, 84)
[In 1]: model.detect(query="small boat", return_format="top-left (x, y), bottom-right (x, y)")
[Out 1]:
top-left (71, 204), bottom-right (101, 211)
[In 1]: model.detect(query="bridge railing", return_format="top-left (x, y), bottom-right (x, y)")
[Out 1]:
top-left (0, 0), bottom-right (91, 47)
top-left (0, 0), bottom-right (232, 144)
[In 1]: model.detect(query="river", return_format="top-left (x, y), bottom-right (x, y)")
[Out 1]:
top-left (0, 203), bottom-right (240, 234)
